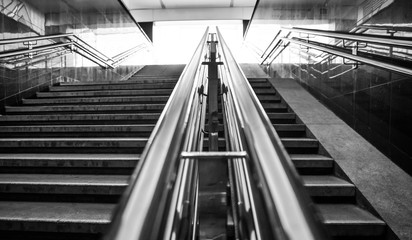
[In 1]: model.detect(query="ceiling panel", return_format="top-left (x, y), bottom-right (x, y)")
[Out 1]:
top-left (27, 0), bottom-right (121, 12)
top-left (233, 0), bottom-right (257, 7)
top-left (162, 0), bottom-right (231, 8)
top-left (123, 0), bottom-right (163, 9)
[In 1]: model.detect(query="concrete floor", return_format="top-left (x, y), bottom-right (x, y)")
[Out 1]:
top-left (240, 64), bottom-right (412, 240)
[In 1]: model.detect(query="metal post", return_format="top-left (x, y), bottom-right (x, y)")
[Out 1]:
top-left (207, 33), bottom-right (220, 151)
top-left (198, 33), bottom-right (227, 239)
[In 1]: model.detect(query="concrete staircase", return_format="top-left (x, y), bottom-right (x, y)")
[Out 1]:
top-left (248, 78), bottom-right (389, 240)
top-left (0, 72), bottom-right (179, 239)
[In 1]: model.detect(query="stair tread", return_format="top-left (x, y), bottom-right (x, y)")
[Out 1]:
top-left (261, 103), bottom-right (286, 108)
top-left (0, 137), bottom-right (148, 141)
top-left (5, 104), bottom-right (165, 112)
top-left (319, 204), bottom-right (385, 225)
top-left (302, 175), bottom-right (353, 186)
top-left (0, 153), bottom-right (140, 160)
top-left (0, 154), bottom-right (139, 168)
top-left (281, 137), bottom-right (317, 140)
top-left (0, 174), bottom-right (129, 185)
top-left (0, 201), bottom-right (113, 224)
top-left (281, 138), bottom-right (319, 150)
top-left (290, 154), bottom-right (334, 169)
top-left (37, 89), bottom-right (172, 98)
top-left (22, 96), bottom-right (170, 104)
top-left (266, 113), bottom-right (295, 119)
top-left (0, 124), bottom-right (155, 132)
top-left (290, 154), bottom-right (333, 160)
top-left (58, 79), bottom-right (178, 86)
top-left (302, 176), bottom-right (355, 197)
top-left (319, 204), bottom-right (386, 236)
top-left (0, 113), bottom-right (160, 121)
top-left (273, 124), bottom-right (306, 130)
top-left (0, 138), bottom-right (148, 149)
top-left (50, 83), bottom-right (175, 91)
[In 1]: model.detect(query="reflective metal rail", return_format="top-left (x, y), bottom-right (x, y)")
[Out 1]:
top-left (283, 37), bottom-right (412, 76)
top-left (282, 27), bottom-right (412, 49)
top-left (104, 27), bottom-right (327, 240)
top-left (217, 27), bottom-right (326, 240)
top-left (260, 27), bottom-right (412, 77)
top-left (104, 28), bottom-right (210, 240)
top-left (0, 33), bottom-right (148, 69)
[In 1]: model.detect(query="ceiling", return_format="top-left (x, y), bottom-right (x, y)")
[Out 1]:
top-left (26, 0), bottom-right (122, 13)
top-left (122, 0), bottom-right (256, 22)
top-left (123, 0), bottom-right (256, 10)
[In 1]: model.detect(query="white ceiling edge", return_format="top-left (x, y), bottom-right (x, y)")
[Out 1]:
top-left (122, 0), bottom-right (256, 10)
top-left (130, 7), bottom-right (254, 22)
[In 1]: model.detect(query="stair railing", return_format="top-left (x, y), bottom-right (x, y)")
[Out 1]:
top-left (104, 27), bottom-right (210, 240)
top-left (216, 27), bottom-right (327, 240)
top-left (0, 33), bottom-right (149, 69)
top-left (261, 27), bottom-right (412, 77)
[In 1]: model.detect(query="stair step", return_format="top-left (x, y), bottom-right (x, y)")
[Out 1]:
top-left (273, 124), bottom-right (306, 137)
top-left (248, 82), bottom-right (273, 88)
top-left (36, 89), bottom-right (173, 98)
top-left (253, 88), bottom-right (276, 94)
top-left (0, 201), bottom-right (113, 233)
top-left (273, 124), bottom-right (305, 132)
top-left (256, 95), bottom-right (281, 102)
top-left (49, 82), bottom-right (176, 91)
top-left (266, 113), bottom-right (295, 121)
top-left (290, 154), bottom-right (334, 169)
top-left (319, 204), bottom-right (386, 237)
top-left (0, 113), bottom-right (161, 124)
top-left (22, 96), bottom-right (170, 105)
top-left (0, 174), bottom-right (128, 195)
top-left (302, 175), bottom-right (355, 197)
top-left (0, 138), bottom-right (148, 153)
top-left (261, 103), bottom-right (287, 109)
top-left (128, 76), bottom-right (181, 82)
top-left (0, 153), bottom-right (139, 168)
top-left (247, 78), bottom-right (268, 83)
top-left (58, 78), bottom-right (178, 86)
top-left (0, 125), bottom-right (155, 134)
top-left (0, 138), bottom-right (147, 147)
top-left (5, 104), bottom-right (165, 114)
top-left (281, 138), bottom-right (319, 148)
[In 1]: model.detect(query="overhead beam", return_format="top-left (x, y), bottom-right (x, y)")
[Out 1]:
top-left (129, 7), bottom-right (254, 22)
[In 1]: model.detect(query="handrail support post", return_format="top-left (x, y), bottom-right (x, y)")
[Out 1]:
top-left (204, 33), bottom-right (222, 151)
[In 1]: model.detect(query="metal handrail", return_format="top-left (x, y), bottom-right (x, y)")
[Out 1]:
top-left (260, 32), bottom-right (291, 65)
top-left (359, 24), bottom-right (412, 33)
top-left (0, 33), bottom-right (75, 45)
top-left (216, 27), bottom-right (326, 240)
top-left (0, 42), bottom-right (72, 58)
top-left (104, 27), bottom-right (209, 240)
top-left (259, 27), bottom-right (412, 76)
top-left (283, 37), bottom-right (412, 76)
top-left (282, 27), bottom-right (412, 49)
top-left (0, 33), bottom-right (112, 61)
top-left (0, 33), bottom-right (148, 69)
top-left (261, 29), bottom-right (282, 58)
top-left (111, 44), bottom-right (148, 67)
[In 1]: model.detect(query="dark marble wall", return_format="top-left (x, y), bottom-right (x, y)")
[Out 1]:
top-left (272, 58), bottom-right (411, 174)
top-left (0, 0), bottom-right (148, 112)
top-left (268, 49), bottom-right (411, 176)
